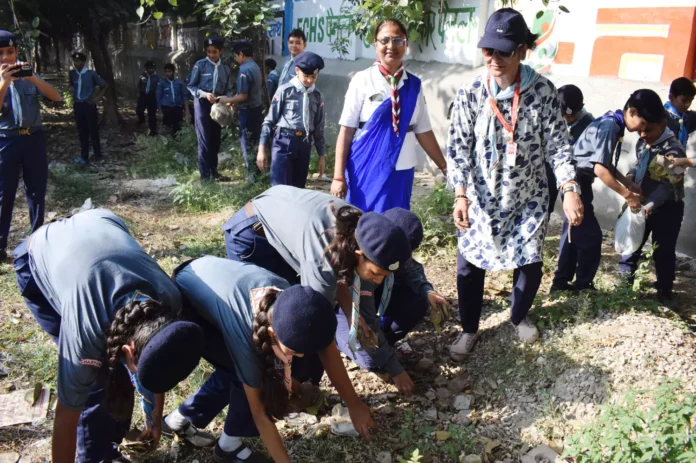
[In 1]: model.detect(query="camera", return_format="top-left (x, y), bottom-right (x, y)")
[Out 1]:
top-left (13, 64), bottom-right (33, 78)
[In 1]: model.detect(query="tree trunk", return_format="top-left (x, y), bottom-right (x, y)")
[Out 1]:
top-left (82, 19), bottom-right (122, 127)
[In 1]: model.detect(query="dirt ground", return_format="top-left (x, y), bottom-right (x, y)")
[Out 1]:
top-left (0, 75), bottom-right (695, 463)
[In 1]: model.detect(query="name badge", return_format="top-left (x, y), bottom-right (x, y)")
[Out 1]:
top-left (506, 143), bottom-right (518, 167)
top-left (369, 93), bottom-right (384, 103)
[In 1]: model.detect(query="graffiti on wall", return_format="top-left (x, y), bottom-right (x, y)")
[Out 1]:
top-left (295, 8), bottom-right (352, 44)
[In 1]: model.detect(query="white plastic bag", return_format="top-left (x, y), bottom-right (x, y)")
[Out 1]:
top-left (614, 207), bottom-right (646, 255)
top-left (210, 102), bottom-right (233, 127)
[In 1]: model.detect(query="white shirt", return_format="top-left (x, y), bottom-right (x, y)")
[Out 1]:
top-left (339, 64), bottom-right (432, 170)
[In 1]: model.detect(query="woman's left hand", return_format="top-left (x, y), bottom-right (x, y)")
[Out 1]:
top-left (563, 191), bottom-right (584, 226)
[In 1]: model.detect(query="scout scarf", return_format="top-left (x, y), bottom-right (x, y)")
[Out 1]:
top-left (568, 108), bottom-right (588, 130)
top-left (597, 110), bottom-right (626, 174)
top-left (9, 82), bottom-right (21, 126)
top-left (272, 344), bottom-right (293, 393)
top-left (167, 78), bottom-right (176, 105)
top-left (145, 73), bottom-right (157, 94)
top-left (482, 64), bottom-right (536, 174)
top-left (346, 272), bottom-right (394, 354)
top-left (279, 58), bottom-right (294, 85)
top-left (664, 101), bottom-right (688, 147)
top-left (635, 127), bottom-right (674, 185)
top-left (76, 66), bottom-right (89, 101)
top-left (376, 60), bottom-right (405, 136)
top-left (206, 57), bottom-right (220, 93)
top-left (291, 76), bottom-right (315, 141)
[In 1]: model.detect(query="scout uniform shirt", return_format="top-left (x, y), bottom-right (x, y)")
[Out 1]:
top-left (157, 77), bottom-right (186, 108)
top-left (0, 77), bottom-right (48, 132)
top-left (138, 72), bottom-right (160, 97)
top-left (236, 59), bottom-right (263, 110)
top-left (69, 68), bottom-right (106, 102)
top-left (175, 256), bottom-right (289, 388)
top-left (573, 112), bottom-right (623, 173)
top-left (267, 69), bottom-right (279, 99)
top-left (187, 58), bottom-right (231, 98)
top-left (278, 57), bottom-right (297, 87)
top-left (260, 79), bottom-right (326, 155)
top-left (28, 209), bottom-right (181, 409)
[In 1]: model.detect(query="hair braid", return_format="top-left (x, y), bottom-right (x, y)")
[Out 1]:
top-left (325, 204), bottom-right (363, 286)
top-left (252, 289), bottom-right (290, 420)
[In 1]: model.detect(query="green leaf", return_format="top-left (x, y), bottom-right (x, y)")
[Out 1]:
top-left (254, 13), bottom-right (265, 21)
top-left (136, 6), bottom-right (145, 19)
top-left (559, 5), bottom-right (570, 13)
top-left (415, 1), bottom-right (423, 13)
top-left (383, 6), bottom-right (393, 17)
top-left (153, 11), bottom-right (164, 19)
top-left (408, 30), bottom-right (419, 41)
top-left (169, 0), bottom-right (178, 6)
top-left (30, 29), bottom-right (40, 39)
top-left (536, 11), bottom-right (544, 19)
top-left (31, 17), bottom-right (40, 29)
top-left (366, 25), bottom-right (376, 44)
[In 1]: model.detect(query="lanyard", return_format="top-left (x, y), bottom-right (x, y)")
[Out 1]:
top-left (487, 73), bottom-right (521, 143)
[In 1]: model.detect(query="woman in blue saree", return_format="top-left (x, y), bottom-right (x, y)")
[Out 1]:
top-left (331, 19), bottom-right (447, 213)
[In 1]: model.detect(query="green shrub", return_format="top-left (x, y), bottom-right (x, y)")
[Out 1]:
top-left (129, 126), bottom-right (199, 179)
top-left (62, 90), bottom-right (73, 108)
top-left (413, 182), bottom-right (457, 254)
top-left (564, 380), bottom-right (696, 462)
top-left (170, 177), bottom-right (268, 213)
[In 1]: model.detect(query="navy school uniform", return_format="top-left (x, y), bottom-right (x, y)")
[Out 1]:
top-left (0, 77), bottom-right (49, 254)
top-left (266, 69), bottom-right (279, 101)
top-left (69, 67), bottom-right (106, 161)
top-left (12, 209), bottom-right (181, 462)
top-left (552, 112), bottom-right (620, 290)
top-left (185, 72), bottom-right (195, 120)
top-left (157, 77), bottom-right (186, 135)
top-left (619, 129), bottom-right (686, 294)
top-left (188, 57), bottom-right (231, 179)
top-left (261, 78), bottom-right (325, 188)
top-left (235, 59), bottom-right (264, 182)
top-left (137, 71), bottom-right (160, 135)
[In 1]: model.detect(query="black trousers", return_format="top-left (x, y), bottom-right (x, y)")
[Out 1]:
top-left (161, 105), bottom-right (183, 135)
top-left (74, 102), bottom-right (101, 160)
top-left (136, 92), bottom-right (157, 135)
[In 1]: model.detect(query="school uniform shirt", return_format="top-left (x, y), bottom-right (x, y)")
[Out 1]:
top-left (69, 68), bottom-right (106, 102)
top-left (573, 112), bottom-right (622, 171)
top-left (447, 71), bottom-right (575, 271)
top-left (0, 78), bottom-right (47, 131)
top-left (628, 129), bottom-right (686, 212)
top-left (568, 111), bottom-right (594, 145)
top-left (187, 58), bottom-right (231, 99)
top-left (252, 185), bottom-right (352, 303)
top-left (339, 63), bottom-right (432, 170)
top-left (666, 109), bottom-right (696, 145)
top-left (28, 209), bottom-right (181, 410)
top-left (175, 256), bottom-right (289, 388)
top-left (267, 69), bottom-right (279, 99)
top-left (156, 78), bottom-right (186, 108)
top-left (278, 57), bottom-right (297, 87)
top-left (260, 79), bottom-right (326, 155)
top-left (236, 60), bottom-right (263, 110)
top-left (138, 72), bottom-right (160, 96)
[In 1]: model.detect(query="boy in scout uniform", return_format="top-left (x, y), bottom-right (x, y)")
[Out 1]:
top-left (188, 36), bottom-right (231, 181)
top-left (157, 63), bottom-right (189, 135)
top-left (137, 60), bottom-right (159, 136)
top-left (257, 51), bottom-right (326, 188)
top-left (69, 52), bottom-right (107, 164)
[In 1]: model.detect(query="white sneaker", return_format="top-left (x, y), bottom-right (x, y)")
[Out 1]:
top-left (514, 316), bottom-right (539, 343)
top-left (449, 332), bottom-right (479, 361)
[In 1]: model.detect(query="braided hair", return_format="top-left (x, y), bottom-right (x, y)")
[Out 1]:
top-left (325, 204), bottom-right (363, 286)
top-left (104, 299), bottom-right (175, 420)
top-left (252, 289), bottom-right (291, 420)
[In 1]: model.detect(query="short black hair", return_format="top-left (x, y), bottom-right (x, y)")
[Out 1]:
top-left (288, 29), bottom-right (306, 43)
top-left (265, 58), bottom-right (277, 70)
top-left (669, 77), bottom-right (696, 100)
top-left (232, 41), bottom-right (253, 57)
top-left (624, 89), bottom-right (666, 123)
top-left (164, 63), bottom-right (176, 72)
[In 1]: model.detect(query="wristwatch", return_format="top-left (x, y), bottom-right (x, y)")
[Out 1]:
top-left (562, 182), bottom-right (582, 195)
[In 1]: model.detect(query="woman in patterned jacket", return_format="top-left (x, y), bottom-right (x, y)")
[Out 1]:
top-left (446, 8), bottom-right (584, 360)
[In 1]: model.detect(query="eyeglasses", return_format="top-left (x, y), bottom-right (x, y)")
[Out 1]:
top-left (376, 37), bottom-right (407, 47)
top-left (482, 45), bottom-right (522, 59)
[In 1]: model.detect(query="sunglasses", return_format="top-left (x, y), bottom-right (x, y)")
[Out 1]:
top-left (482, 45), bottom-right (522, 59)
top-left (376, 37), bottom-right (407, 47)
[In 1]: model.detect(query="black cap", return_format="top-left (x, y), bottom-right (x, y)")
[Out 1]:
top-left (206, 35), bottom-right (225, 49)
top-left (383, 208), bottom-right (424, 252)
top-left (294, 52), bottom-right (324, 75)
top-left (477, 8), bottom-right (529, 53)
top-left (356, 212), bottom-right (411, 272)
top-left (0, 30), bottom-right (17, 48)
top-left (558, 85), bottom-right (584, 115)
top-left (71, 52), bottom-right (86, 61)
top-left (145, 60), bottom-right (156, 69)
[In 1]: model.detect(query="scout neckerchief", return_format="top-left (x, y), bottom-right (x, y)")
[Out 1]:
top-left (279, 58), bottom-right (294, 85)
top-left (272, 344), bottom-right (293, 393)
top-left (76, 66), bottom-right (89, 101)
top-left (568, 108), bottom-right (588, 130)
top-left (635, 127), bottom-right (673, 185)
top-left (206, 58), bottom-right (220, 94)
top-left (346, 272), bottom-right (394, 354)
top-left (9, 82), bottom-right (21, 126)
top-left (145, 72), bottom-right (156, 95)
top-left (597, 110), bottom-right (626, 175)
top-left (376, 60), bottom-right (405, 137)
top-left (290, 76), bottom-right (315, 141)
top-left (167, 78), bottom-right (176, 105)
top-left (664, 101), bottom-right (688, 147)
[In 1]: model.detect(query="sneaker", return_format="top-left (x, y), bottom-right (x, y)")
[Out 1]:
top-left (513, 316), bottom-right (540, 343)
top-left (214, 443), bottom-right (271, 463)
top-left (74, 157), bottom-right (87, 165)
top-left (449, 332), bottom-right (479, 361)
top-left (213, 173), bottom-right (231, 182)
top-left (549, 281), bottom-right (574, 293)
top-left (161, 419), bottom-right (216, 448)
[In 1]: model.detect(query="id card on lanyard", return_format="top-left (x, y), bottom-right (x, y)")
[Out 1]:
top-left (488, 74), bottom-right (521, 167)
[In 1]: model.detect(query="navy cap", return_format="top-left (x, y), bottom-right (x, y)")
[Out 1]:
top-left (558, 84), bottom-right (584, 115)
top-left (294, 51), bottom-right (324, 76)
top-left (137, 321), bottom-right (204, 393)
top-left (383, 208), bottom-right (424, 251)
top-left (0, 30), bottom-right (17, 48)
top-left (356, 212), bottom-right (411, 272)
top-left (145, 60), bottom-right (156, 69)
top-left (71, 52), bottom-right (86, 61)
top-left (272, 285), bottom-right (337, 354)
top-left (477, 8), bottom-right (529, 53)
top-left (206, 35), bottom-right (225, 49)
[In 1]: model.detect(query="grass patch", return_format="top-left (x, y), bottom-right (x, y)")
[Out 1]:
top-left (48, 166), bottom-right (107, 209)
top-left (129, 127), bottom-right (199, 179)
top-left (171, 176), bottom-right (269, 213)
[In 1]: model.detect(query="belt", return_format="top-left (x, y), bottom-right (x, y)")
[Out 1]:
top-left (279, 127), bottom-right (310, 138)
top-left (244, 201), bottom-right (266, 237)
top-left (358, 121), bottom-right (414, 132)
top-left (0, 127), bottom-right (39, 136)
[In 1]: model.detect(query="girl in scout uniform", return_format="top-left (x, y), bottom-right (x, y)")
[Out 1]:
top-left (0, 30), bottom-right (61, 262)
